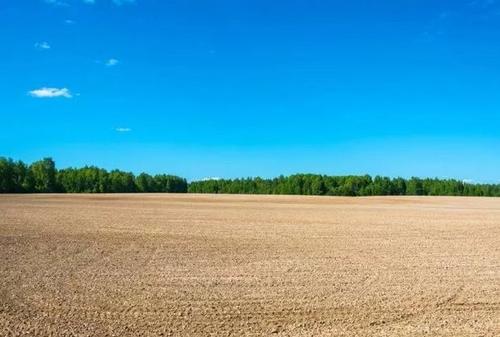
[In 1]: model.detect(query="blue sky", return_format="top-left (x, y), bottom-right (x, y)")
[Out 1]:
top-left (1, 0), bottom-right (500, 181)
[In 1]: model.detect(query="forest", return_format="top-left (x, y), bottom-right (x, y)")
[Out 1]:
top-left (189, 175), bottom-right (500, 196)
top-left (0, 157), bottom-right (187, 193)
top-left (1, 157), bottom-right (500, 196)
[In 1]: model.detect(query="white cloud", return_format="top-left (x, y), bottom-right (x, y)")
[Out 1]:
top-left (201, 177), bottom-right (222, 181)
top-left (29, 87), bottom-right (72, 98)
top-left (34, 42), bottom-right (51, 50)
top-left (64, 19), bottom-right (76, 24)
top-left (116, 127), bottom-right (132, 132)
top-left (105, 58), bottom-right (119, 66)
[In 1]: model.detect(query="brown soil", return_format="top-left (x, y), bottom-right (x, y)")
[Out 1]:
top-left (0, 194), bottom-right (499, 336)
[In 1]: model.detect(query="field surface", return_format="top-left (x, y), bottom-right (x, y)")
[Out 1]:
top-left (0, 194), bottom-right (499, 336)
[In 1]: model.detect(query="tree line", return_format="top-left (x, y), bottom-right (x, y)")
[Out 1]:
top-left (189, 174), bottom-right (500, 197)
top-left (1, 157), bottom-right (500, 196)
top-left (0, 157), bottom-right (187, 193)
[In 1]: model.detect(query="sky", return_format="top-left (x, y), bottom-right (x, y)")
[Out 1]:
top-left (1, 0), bottom-right (500, 182)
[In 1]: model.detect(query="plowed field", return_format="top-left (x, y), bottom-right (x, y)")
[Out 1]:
top-left (0, 194), bottom-right (499, 336)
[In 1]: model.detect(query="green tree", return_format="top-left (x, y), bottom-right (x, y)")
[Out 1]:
top-left (136, 173), bottom-right (155, 192)
top-left (30, 158), bottom-right (57, 192)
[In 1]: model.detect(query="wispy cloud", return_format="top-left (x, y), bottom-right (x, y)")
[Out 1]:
top-left (81, 0), bottom-right (136, 4)
top-left (112, 0), bottom-right (136, 5)
top-left (34, 42), bottom-right (51, 50)
top-left (46, 0), bottom-right (136, 6)
top-left (419, 1), bottom-right (500, 42)
top-left (106, 58), bottom-right (119, 66)
top-left (468, 0), bottom-right (500, 18)
top-left (64, 19), bottom-right (76, 24)
top-left (44, 0), bottom-right (69, 6)
top-left (469, 0), bottom-right (498, 8)
top-left (29, 87), bottom-right (72, 98)
top-left (116, 127), bottom-right (132, 132)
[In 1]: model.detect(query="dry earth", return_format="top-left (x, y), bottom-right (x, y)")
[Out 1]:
top-left (0, 194), bottom-right (499, 336)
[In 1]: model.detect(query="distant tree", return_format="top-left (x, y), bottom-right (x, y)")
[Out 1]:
top-left (310, 175), bottom-right (326, 195)
top-left (30, 158), bottom-right (57, 193)
top-left (109, 170), bottom-right (136, 193)
top-left (136, 173), bottom-right (156, 192)
top-left (0, 158), bottom-right (16, 193)
top-left (406, 177), bottom-right (423, 195)
top-left (13, 160), bottom-right (31, 192)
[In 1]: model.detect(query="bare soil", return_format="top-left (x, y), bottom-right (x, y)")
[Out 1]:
top-left (0, 194), bottom-right (499, 336)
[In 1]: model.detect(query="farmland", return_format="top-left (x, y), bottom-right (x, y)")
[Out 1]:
top-left (0, 194), bottom-right (499, 336)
